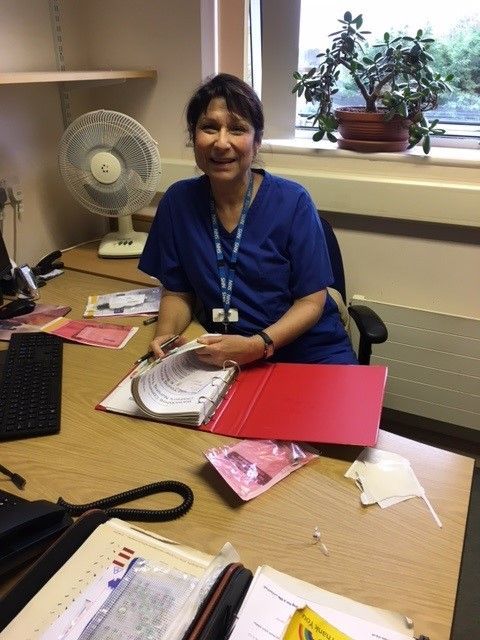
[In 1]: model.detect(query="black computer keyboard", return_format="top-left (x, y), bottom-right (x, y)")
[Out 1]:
top-left (0, 332), bottom-right (63, 440)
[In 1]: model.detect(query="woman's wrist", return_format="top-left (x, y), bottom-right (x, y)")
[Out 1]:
top-left (251, 332), bottom-right (274, 360)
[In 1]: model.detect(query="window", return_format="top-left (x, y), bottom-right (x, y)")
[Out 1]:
top-left (253, 0), bottom-right (480, 147)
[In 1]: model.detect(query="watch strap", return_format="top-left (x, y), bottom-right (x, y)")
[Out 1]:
top-left (256, 331), bottom-right (274, 359)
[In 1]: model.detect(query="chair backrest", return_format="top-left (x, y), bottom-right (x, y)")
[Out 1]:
top-left (319, 215), bottom-right (388, 364)
top-left (319, 216), bottom-right (346, 303)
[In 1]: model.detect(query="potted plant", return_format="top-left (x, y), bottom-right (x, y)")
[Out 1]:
top-left (292, 11), bottom-right (454, 153)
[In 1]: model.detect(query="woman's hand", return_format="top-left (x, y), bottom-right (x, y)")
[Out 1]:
top-left (150, 334), bottom-right (187, 359)
top-left (195, 334), bottom-right (264, 367)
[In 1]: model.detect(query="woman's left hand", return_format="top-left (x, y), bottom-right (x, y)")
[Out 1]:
top-left (195, 333), bottom-right (264, 367)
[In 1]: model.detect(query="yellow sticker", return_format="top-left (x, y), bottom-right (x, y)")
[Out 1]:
top-left (282, 605), bottom-right (353, 640)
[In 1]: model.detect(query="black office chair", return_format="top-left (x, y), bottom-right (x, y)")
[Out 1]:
top-left (320, 216), bottom-right (388, 365)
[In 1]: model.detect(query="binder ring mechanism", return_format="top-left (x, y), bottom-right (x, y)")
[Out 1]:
top-left (57, 481), bottom-right (194, 522)
top-left (200, 360), bottom-right (240, 424)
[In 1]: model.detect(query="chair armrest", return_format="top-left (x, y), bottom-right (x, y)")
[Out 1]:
top-left (348, 305), bottom-right (388, 344)
top-left (348, 304), bottom-right (388, 365)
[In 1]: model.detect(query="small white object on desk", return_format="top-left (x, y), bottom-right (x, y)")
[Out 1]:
top-left (312, 526), bottom-right (330, 556)
top-left (345, 448), bottom-right (442, 528)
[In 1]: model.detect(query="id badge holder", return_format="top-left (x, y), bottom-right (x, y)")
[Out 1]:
top-left (212, 309), bottom-right (239, 323)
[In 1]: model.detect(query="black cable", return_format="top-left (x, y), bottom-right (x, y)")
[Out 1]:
top-left (0, 463), bottom-right (26, 489)
top-left (57, 480), bottom-right (194, 522)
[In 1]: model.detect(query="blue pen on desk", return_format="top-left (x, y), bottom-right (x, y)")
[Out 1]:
top-left (135, 334), bottom-right (180, 363)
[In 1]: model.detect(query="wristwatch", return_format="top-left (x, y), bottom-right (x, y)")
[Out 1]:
top-left (257, 330), bottom-right (274, 359)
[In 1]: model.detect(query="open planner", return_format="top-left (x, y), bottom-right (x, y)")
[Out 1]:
top-left (97, 339), bottom-right (387, 446)
top-left (0, 511), bottom-right (421, 640)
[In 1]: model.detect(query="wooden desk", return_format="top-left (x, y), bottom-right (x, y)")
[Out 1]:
top-left (0, 270), bottom-right (474, 640)
top-left (62, 241), bottom-right (153, 286)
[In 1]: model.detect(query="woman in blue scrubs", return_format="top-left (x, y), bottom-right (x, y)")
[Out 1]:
top-left (139, 74), bottom-right (357, 366)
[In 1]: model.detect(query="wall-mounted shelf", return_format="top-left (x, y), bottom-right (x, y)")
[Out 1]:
top-left (0, 70), bottom-right (156, 86)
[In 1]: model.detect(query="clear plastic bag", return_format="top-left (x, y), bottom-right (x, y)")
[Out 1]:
top-left (75, 542), bottom-right (239, 640)
top-left (205, 439), bottom-right (319, 500)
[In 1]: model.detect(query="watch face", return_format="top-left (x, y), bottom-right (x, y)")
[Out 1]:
top-left (265, 343), bottom-right (274, 358)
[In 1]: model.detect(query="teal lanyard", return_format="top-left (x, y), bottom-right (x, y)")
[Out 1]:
top-left (210, 173), bottom-right (254, 332)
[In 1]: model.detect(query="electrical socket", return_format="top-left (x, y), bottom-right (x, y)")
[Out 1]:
top-left (8, 184), bottom-right (23, 204)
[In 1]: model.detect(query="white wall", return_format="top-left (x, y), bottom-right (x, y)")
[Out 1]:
top-left (0, 1), bottom-right (105, 265)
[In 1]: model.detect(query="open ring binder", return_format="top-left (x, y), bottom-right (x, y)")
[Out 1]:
top-left (100, 345), bottom-right (386, 446)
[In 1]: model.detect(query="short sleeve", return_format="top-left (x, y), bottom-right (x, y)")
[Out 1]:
top-left (138, 190), bottom-right (193, 292)
top-left (288, 191), bottom-right (333, 299)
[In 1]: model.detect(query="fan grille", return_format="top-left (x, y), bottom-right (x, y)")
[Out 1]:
top-left (58, 110), bottom-right (161, 217)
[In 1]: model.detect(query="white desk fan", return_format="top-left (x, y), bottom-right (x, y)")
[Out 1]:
top-left (58, 110), bottom-right (161, 258)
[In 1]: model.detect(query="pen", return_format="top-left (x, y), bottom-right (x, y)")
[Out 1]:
top-left (135, 334), bottom-right (180, 363)
top-left (143, 315), bottom-right (158, 326)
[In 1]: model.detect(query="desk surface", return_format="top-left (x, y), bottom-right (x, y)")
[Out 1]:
top-left (0, 269), bottom-right (475, 640)
top-left (62, 241), bottom-right (153, 286)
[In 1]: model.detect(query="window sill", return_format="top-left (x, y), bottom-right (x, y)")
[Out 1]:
top-left (262, 137), bottom-right (480, 168)
top-left (258, 138), bottom-right (480, 228)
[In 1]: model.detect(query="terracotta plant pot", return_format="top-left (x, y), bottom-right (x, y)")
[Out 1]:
top-left (334, 107), bottom-right (410, 152)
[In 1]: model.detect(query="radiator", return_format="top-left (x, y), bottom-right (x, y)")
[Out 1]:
top-left (349, 296), bottom-right (480, 432)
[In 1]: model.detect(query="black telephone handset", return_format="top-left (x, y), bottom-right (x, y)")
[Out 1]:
top-left (0, 489), bottom-right (73, 577)
top-left (33, 250), bottom-right (64, 276)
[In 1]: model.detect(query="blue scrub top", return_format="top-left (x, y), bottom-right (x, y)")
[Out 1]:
top-left (139, 170), bottom-right (357, 364)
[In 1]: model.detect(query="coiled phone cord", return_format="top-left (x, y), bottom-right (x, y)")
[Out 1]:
top-left (57, 480), bottom-right (194, 522)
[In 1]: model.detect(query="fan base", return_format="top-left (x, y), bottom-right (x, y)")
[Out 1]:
top-left (98, 230), bottom-right (148, 258)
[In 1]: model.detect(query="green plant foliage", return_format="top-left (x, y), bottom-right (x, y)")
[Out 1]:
top-left (292, 11), bottom-right (454, 153)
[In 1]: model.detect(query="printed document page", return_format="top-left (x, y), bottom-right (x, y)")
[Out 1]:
top-left (228, 566), bottom-right (413, 640)
top-left (84, 287), bottom-right (162, 317)
top-left (132, 344), bottom-right (234, 423)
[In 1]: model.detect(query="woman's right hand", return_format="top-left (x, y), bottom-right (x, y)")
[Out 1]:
top-left (150, 334), bottom-right (186, 359)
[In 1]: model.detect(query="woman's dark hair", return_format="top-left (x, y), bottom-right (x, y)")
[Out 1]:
top-left (186, 73), bottom-right (264, 144)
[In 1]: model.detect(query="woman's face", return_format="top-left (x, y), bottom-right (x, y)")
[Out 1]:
top-left (194, 97), bottom-right (259, 186)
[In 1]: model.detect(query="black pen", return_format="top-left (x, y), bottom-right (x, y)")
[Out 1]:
top-left (135, 334), bottom-right (180, 364)
top-left (143, 315), bottom-right (158, 326)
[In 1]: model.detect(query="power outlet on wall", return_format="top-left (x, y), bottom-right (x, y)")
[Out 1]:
top-left (7, 182), bottom-right (23, 217)
top-left (0, 180), bottom-right (9, 214)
